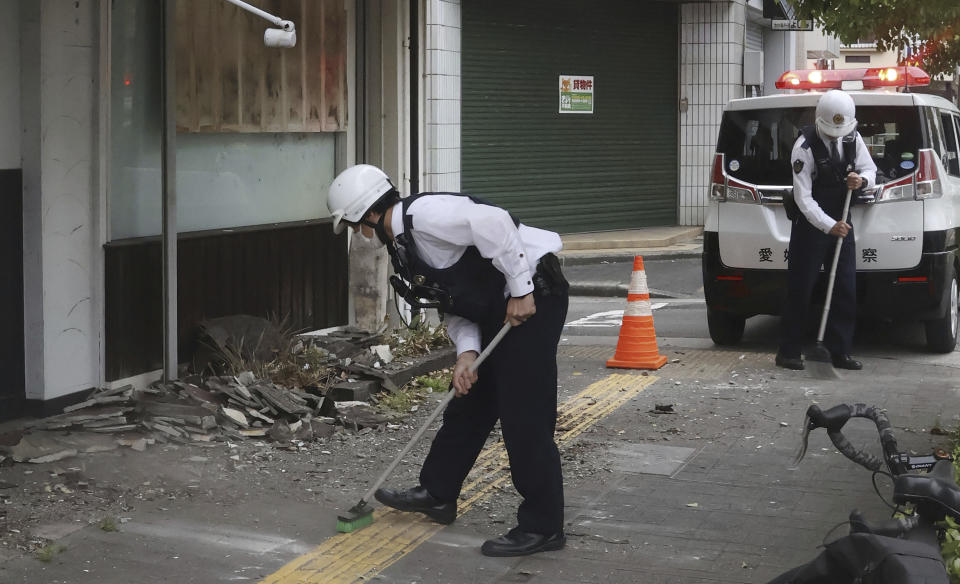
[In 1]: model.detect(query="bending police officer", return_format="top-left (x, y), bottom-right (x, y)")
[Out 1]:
top-left (777, 90), bottom-right (877, 371)
top-left (326, 165), bottom-right (569, 557)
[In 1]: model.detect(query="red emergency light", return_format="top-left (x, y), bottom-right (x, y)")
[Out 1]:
top-left (774, 66), bottom-right (930, 90)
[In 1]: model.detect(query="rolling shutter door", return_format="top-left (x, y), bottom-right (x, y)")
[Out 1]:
top-left (746, 21), bottom-right (763, 52)
top-left (461, 1), bottom-right (679, 233)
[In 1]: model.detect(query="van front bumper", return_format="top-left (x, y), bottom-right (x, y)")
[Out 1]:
top-left (702, 231), bottom-right (955, 321)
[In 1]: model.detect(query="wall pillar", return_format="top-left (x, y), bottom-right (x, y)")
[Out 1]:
top-left (679, 0), bottom-right (745, 226)
top-left (21, 0), bottom-right (100, 401)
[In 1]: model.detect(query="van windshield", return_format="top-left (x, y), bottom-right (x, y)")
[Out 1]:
top-left (716, 105), bottom-right (924, 186)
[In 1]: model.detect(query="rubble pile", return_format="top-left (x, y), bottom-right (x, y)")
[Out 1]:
top-left (2, 325), bottom-right (455, 464)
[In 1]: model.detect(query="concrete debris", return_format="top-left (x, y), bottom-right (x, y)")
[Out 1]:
top-left (328, 380), bottom-right (379, 402)
top-left (336, 402), bottom-right (390, 430)
top-left (0, 325), bottom-right (453, 465)
top-left (370, 344), bottom-right (394, 364)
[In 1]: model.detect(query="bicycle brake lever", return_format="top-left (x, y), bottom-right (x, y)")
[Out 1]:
top-left (793, 411), bottom-right (813, 467)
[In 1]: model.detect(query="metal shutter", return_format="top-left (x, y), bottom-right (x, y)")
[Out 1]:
top-left (461, 1), bottom-right (679, 233)
top-left (746, 21), bottom-right (764, 52)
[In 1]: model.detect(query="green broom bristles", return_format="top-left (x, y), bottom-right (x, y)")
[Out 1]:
top-left (336, 500), bottom-right (374, 533)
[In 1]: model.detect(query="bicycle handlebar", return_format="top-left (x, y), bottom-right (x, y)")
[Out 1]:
top-left (847, 509), bottom-right (921, 537)
top-left (797, 403), bottom-right (905, 475)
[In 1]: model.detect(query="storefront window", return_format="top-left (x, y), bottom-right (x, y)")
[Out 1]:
top-left (109, 0), bottom-right (342, 240)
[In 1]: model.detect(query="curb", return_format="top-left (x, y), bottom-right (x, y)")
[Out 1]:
top-left (558, 248), bottom-right (703, 267)
top-left (568, 282), bottom-right (694, 299)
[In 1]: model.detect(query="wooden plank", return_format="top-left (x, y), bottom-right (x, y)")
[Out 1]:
top-left (194, 0), bottom-right (216, 131)
top-left (260, 0), bottom-right (285, 132)
top-left (322, 0), bottom-right (347, 131)
top-left (174, 0), bottom-right (196, 131)
top-left (240, 0), bottom-right (265, 128)
top-left (281, 0), bottom-right (305, 131)
top-left (219, 0), bottom-right (243, 131)
top-left (304, 0), bottom-right (325, 131)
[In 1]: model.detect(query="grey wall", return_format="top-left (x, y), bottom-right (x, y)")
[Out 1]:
top-left (0, 1), bottom-right (20, 169)
top-left (763, 28), bottom-right (797, 97)
top-left (21, 0), bottom-right (99, 400)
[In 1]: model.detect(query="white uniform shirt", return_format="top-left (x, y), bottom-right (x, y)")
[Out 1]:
top-left (389, 195), bottom-right (562, 356)
top-left (792, 129), bottom-right (877, 234)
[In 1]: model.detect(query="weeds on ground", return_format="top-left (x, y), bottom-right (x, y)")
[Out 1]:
top-left (388, 323), bottom-right (451, 359)
top-left (196, 313), bottom-right (340, 390)
top-left (941, 434), bottom-right (960, 581)
top-left (99, 516), bottom-right (119, 532)
top-left (35, 543), bottom-right (65, 563)
top-left (375, 370), bottom-right (453, 414)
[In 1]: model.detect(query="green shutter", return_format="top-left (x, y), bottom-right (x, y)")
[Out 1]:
top-left (462, 1), bottom-right (679, 234)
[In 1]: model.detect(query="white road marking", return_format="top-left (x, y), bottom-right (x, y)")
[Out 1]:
top-left (565, 299), bottom-right (704, 327)
top-left (566, 304), bottom-right (665, 327)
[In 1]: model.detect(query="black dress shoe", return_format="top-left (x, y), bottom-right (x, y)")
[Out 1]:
top-left (374, 486), bottom-right (456, 524)
top-left (832, 354), bottom-right (862, 370)
top-left (775, 352), bottom-right (804, 370)
top-left (480, 527), bottom-right (566, 557)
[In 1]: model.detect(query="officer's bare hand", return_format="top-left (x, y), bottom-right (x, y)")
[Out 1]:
top-left (829, 221), bottom-right (851, 238)
top-left (453, 351), bottom-right (479, 396)
top-left (505, 294), bottom-right (536, 326)
top-left (845, 172), bottom-right (864, 190)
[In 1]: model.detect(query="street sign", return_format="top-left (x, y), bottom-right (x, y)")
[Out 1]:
top-left (771, 19), bottom-right (813, 31)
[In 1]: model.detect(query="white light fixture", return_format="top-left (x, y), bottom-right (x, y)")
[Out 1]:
top-left (224, 0), bottom-right (296, 48)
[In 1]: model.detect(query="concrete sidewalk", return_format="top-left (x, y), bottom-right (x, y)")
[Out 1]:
top-left (559, 225), bottom-right (704, 265)
top-left (559, 225), bottom-right (705, 297)
top-left (3, 333), bottom-right (956, 583)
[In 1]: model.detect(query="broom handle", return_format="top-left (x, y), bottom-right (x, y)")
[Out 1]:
top-left (361, 322), bottom-right (512, 503)
top-left (817, 188), bottom-right (854, 343)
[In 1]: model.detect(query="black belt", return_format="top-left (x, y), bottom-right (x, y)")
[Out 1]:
top-left (533, 253), bottom-right (569, 297)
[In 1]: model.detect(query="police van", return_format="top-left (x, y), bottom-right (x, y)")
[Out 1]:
top-left (703, 66), bottom-right (960, 353)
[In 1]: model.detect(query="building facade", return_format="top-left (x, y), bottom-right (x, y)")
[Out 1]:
top-left (0, 0), bottom-right (798, 417)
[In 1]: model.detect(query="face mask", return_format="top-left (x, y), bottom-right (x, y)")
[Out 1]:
top-left (356, 226), bottom-right (384, 247)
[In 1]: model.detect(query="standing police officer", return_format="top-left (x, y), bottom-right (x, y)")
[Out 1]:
top-left (326, 165), bottom-right (569, 557)
top-left (776, 90), bottom-right (877, 371)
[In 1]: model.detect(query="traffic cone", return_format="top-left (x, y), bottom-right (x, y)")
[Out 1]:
top-left (606, 256), bottom-right (667, 370)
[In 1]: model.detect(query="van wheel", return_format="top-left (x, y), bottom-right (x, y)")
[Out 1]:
top-left (707, 307), bottom-right (745, 345)
top-left (925, 271), bottom-right (959, 353)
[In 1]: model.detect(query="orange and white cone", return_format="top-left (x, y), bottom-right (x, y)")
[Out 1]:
top-left (606, 256), bottom-right (667, 370)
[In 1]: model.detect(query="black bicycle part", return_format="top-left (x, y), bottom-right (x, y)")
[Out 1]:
top-left (800, 403), bottom-right (903, 475)
top-left (894, 459), bottom-right (960, 523)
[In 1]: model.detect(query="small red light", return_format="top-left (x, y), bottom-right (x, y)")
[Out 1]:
top-left (898, 277), bottom-right (928, 283)
top-left (123, 74), bottom-right (132, 86)
top-left (862, 66), bottom-right (930, 89)
top-left (917, 149), bottom-right (939, 182)
top-left (711, 153), bottom-right (725, 184)
top-left (717, 275), bottom-right (744, 281)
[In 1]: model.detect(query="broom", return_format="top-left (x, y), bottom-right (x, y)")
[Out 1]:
top-left (805, 187), bottom-right (853, 380)
top-left (336, 321), bottom-right (512, 533)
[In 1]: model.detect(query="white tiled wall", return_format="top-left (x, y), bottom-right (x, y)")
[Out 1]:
top-left (423, 0), bottom-right (461, 192)
top-left (679, 0), bottom-right (746, 226)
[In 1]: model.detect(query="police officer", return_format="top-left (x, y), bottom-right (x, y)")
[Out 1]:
top-left (777, 90), bottom-right (877, 371)
top-left (326, 165), bottom-right (569, 557)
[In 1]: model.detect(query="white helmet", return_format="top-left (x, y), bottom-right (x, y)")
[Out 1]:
top-left (815, 90), bottom-right (857, 139)
top-left (326, 164), bottom-right (395, 234)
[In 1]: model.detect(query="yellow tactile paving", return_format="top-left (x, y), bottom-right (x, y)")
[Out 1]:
top-left (261, 373), bottom-right (656, 584)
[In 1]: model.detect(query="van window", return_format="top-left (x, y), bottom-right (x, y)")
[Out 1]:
top-left (941, 111), bottom-right (960, 177)
top-left (716, 105), bottom-right (923, 186)
top-left (922, 107), bottom-right (945, 157)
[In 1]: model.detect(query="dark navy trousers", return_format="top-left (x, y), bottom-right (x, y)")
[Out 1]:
top-left (780, 217), bottom-right (856, 358)
top-left (419, 288), bottom-right (568, 536)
